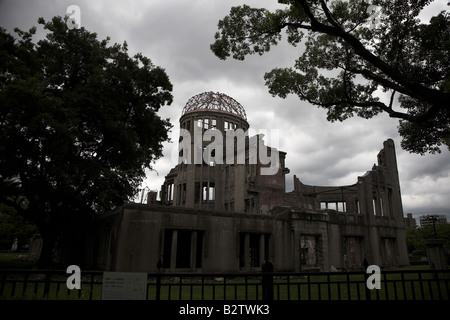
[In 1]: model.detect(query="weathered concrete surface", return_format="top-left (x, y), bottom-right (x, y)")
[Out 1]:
top-left (91, 200), bottom-right (409, 273)
top-left (89, 94), bottom-right (409, 273)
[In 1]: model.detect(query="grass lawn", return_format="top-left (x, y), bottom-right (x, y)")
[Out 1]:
top-left (2, 274), bottom-right (448, 300)
top-left (146, 271), bottom-right (449, 301)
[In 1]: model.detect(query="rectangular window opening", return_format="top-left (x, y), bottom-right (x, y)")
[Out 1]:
top-left (196, 232), bottom-right (204, 268)
top-left (209, 183), bottom-right (215, 202)
top-left (202, 182), bottom-right (208, 202)
top-left (195, 182), bottom-right (200, 203)
top-left (176, 230), bottom-right (191, 268)
top-left (249, 234), bottom-right (260, 268)
top-left (182, 183), bottom-right (186, 205)
top-left (163, 229), bottom-right (205, 270)
top-left (162, 230), bottom-right (173, 269)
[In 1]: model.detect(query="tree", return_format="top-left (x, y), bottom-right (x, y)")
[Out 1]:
top-left (0, 204), bottom-right (38, 251)
top-left (406, 227), bottom-right (426, 259)
top-left (0, 17), bottom-right (173, 267)
top-left (211, 0), bottom-right (450, 154)
top-left (406, 224), bottom-right (450, 263)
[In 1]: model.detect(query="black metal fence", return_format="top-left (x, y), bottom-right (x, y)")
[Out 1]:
top-left (1, 268), bottom-right (449, 300)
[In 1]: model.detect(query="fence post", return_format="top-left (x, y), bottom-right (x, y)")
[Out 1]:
top-left (156, 259), bottom-right (162, 300)
top-left (262, 260), bottom-right (274, 301)
top-left (0, 271), bottom-right (6, 296)
top-left (44, 271), bottom-right (51, 297)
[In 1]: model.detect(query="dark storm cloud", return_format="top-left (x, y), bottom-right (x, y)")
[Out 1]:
top-left (1, 0), bottom-right (449, 219)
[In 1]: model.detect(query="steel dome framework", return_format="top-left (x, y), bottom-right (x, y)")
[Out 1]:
top-left (181, 91), bottom-right (247, 120)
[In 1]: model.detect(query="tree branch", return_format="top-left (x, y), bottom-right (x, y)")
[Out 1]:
top-left (352, 100), bottom-right (413, 121)
top-left (319, 0), bottom-right (343, 30)
top-left (350, 67), bottom-right (414, 97)
top-left (293, 81), bottom-right (413, 121)
top-left (389, 90), bottom-right (396, 110)
top-left (234, 21), bottom-right (312, 43)
top-left (293, 0), bottom-right (450, 109)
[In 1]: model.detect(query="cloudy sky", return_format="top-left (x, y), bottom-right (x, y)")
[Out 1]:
top-left (1, 0), bottom-right (449, 224)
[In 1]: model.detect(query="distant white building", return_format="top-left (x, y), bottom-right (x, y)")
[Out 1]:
top-left (419, 215), bottom-right (448, 227)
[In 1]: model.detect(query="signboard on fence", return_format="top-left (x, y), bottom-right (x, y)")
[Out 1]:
top-left (101, 272), bottom-right (147, 300)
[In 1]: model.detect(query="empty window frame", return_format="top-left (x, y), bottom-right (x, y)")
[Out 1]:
top-left (195, 182), bottom-right (200, 203)
top-left (249, 234), bottom-right (260, 268)
top-left (320, 201), bottom-right (346, 212)
top-left (176, 184), bottom-right (181, 205)
top-left (337, 202), bottom-right (345, 212)
top-left (224, 121), bottom-right (236, 131)
top-left (300, 235), bottom-right (319, 268)
top-left (202, 185), bottom-right (208, 203)
top-left (182, 183), bottom-right (186, 205)
top-left (199, 182), bottom-right (215, 203)
top-left (239, 233), bottom-right (271, 268)
top-left (176, 230), bottom-right (192, 268)
top-left (343, 236), bottom-right (364, 269)
top-left (162, 229), bottom-right (204, 269)
top-left (166, 183), bottom-right (174, 202)
top-left (209, 183), bottom-right (215, 202)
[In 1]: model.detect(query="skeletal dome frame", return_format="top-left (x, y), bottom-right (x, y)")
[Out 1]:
top-left (182, 91), bottom-right (247, 121)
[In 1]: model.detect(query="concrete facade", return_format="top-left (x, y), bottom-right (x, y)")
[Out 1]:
top-left (91, 92), bottom-right (409, 273)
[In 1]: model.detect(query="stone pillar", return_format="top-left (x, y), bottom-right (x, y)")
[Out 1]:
top-left (170, 230), bottom-right (178, 269)
top-left (268, 234), bottom-right (274, 263)
top-left (424, 239), bottom-right (448, 279)
top-left (374, 192), bottom-right (382, 216)
top-left (147, 191), bottom-right (157, 204)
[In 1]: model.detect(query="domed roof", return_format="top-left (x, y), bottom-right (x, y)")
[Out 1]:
top-left (181, 92), bottom-right (247, 120)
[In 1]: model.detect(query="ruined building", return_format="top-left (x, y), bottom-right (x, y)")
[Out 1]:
top-left (91, 92), bottom-right (409, 272)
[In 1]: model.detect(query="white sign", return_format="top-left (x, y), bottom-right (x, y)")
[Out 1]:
top-left (102, 272), bottom-right (147, 300)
